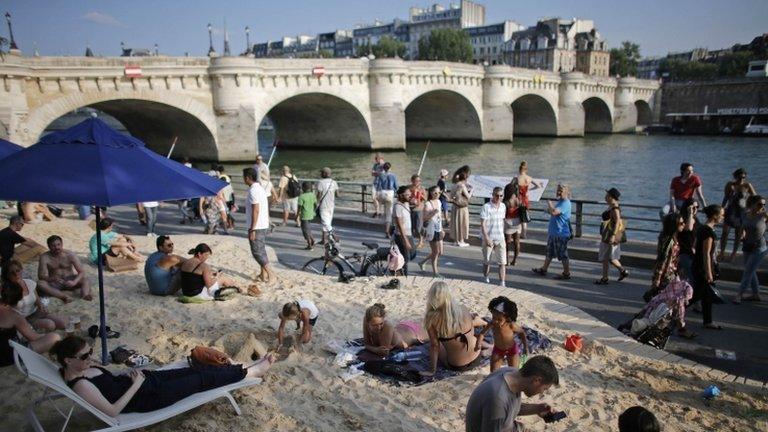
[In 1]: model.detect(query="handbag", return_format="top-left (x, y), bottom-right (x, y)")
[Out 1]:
top-left (387, 243), bottom-right (405, 273)
top-left (707, 282), bottom-right (726, 304)
top-left (313, 187), bottom-right (331, 223)
top-left (452, 186), bottom-right (469, 208)
top-left (519, 205), bottom-right (532, 223)
top-left (189, 346), bottom-right (231, 367)
top-left (564, 334), bottom-right (583, 353)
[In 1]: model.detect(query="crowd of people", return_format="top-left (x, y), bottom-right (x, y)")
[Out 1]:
top-left (0, 150), bottom-right (762, 430)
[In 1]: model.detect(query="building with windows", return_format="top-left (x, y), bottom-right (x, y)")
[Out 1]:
top-left (637, 57), bottom-right (663, 79)
top-left (352, 19), bottom-right (410, 58)
top-left (407, 0), bottom-right (485, 59)
top-left (502, 18), bottom-right (608, 75)
top-left (466, 20), bottom-right (522, 65)
top-left (318, 30), bottom-right (353, 58)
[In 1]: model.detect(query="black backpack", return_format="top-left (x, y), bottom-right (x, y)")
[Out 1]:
top-left (286, 176), bottom-right (302, 198)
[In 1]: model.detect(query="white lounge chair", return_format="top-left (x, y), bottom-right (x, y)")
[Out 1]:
top-left (10, 341), bottom-right (262, 432)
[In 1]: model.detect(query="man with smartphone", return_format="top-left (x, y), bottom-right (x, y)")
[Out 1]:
top-left (465, 355), bottom-right (562, 431)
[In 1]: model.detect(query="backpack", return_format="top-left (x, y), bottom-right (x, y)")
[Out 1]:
top-left (286, 176), bottom-right (302, 198)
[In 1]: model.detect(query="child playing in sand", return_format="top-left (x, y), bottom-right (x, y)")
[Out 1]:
top-left (475, 296), bottom-right (529, 372)
top-left (276, 299), bottom-right (319, 349)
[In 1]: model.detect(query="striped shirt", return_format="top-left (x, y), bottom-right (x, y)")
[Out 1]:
top-left (481, 201), bottom-right (507, 244)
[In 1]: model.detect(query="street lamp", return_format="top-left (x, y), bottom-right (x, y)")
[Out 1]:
top-left (5, 12), bottom-right (19, 50)
top-left (207, 23), bottom-right (216, 56)
top-left (245, 26), bottom-right (251, 54)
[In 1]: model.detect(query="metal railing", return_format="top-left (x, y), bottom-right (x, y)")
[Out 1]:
top-left (225, 174), bottom-right (664, 242)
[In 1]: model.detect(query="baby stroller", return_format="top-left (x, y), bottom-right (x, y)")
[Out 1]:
top-left (618, 278), bottom-right (692, 350)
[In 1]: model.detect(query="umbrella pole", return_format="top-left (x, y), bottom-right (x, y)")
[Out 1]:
top-left (94, 208), bottom-right (109, 365)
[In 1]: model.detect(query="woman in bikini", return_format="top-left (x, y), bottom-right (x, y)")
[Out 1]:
top-left (179, 244), bottom-right (242, 301)
top-left (362, 303), bottom-right (427, 356)
top-left (422, 281), bottom-right (489, 376)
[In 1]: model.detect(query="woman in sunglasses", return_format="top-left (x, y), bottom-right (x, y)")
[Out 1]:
top-left (51, 336), bottom-right (275, 416)
top-left (719, 168), bottom-right (757, 262)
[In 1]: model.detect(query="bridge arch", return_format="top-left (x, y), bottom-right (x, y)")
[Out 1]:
top-left (404, 90), bottom-right (482, 141)
top-left (582, 97), bottom-right (613, 133)
top-left (635, 100), bottom-right (653, 126)
top-left (27, 93), bottom-right (218, 160)
top-left (510, 94), bottom-right (558, 136)
top-left (263, 92), bottom-right (371, 148)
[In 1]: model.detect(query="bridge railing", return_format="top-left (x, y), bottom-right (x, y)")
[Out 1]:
top-left (226, 174), bottom-right (663, 241)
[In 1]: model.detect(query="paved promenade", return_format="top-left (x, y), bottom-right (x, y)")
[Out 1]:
top-left (107, 204), bottom-right (767, 384)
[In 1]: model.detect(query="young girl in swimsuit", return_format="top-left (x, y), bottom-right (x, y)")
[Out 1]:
top-left (362, 303), bottom-right (427, 357)
top-left (475, 296), bottom-right (529, 371)
top-left (276, 299), bottom-right (319, 349)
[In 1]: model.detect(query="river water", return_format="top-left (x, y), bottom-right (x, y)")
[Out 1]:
top-left (244, 131), bottom-right (768, 206)
top-left (214, 131), bottom-right (768, 241)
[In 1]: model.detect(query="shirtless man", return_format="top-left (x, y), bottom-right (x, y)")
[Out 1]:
top-left (37, 235), bottom-right (92, 302)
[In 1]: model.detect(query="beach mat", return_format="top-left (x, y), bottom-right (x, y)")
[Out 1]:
top-left (13, 242), bottom-right (47, 264)
top-left (343, 327), bottom-right (551, 387)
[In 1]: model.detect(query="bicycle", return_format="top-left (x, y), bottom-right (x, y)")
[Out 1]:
top-left (301, 231), bottom-right (390, 279)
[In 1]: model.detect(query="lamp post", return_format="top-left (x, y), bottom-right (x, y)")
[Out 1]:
top-left (207, 23), bottom-right (216, 57)
top-left (5, 12), bottom-right (19, 50)
top-left (245, 26), bottom-right (251, 54)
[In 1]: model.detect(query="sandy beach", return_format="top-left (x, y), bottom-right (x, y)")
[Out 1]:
top-left (1, 214), bottom-right (766, 432)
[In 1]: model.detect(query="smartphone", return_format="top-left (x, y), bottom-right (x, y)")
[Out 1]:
top-left (543, 411), bottom-right (567, 423)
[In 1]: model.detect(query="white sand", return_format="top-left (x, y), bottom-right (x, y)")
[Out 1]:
top-left (0, 215), bottom-right (766, 431)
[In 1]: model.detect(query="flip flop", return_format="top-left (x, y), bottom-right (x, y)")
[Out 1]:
top-left (125, 354), bottom-right (153, 367)
top-left (554, 273), bottom-right (571, 280)
top-left (594, 278), bottom-right (609, 285)
top-left (532, 268), bottom-right (547, 276)
top-left (88, 325), bottom-right (120, 339)
top-left (380, 278), bottom-right (400, 290)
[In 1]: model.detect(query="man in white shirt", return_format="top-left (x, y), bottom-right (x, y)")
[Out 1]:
top-left (253, 154), bottom-right (271, 184)
top-left (481, 187), bottom-right (507, 287)
top-left (243, 168), bottom-right (274, 283)
top-left (315, 167), bottom-right (339, 245)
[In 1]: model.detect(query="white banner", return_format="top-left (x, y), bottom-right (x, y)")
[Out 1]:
top-left (467, 175), bottom-right (549, 202)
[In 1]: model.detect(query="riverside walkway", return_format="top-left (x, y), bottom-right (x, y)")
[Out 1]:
top-left (107, 203), bottom-right (768, 384)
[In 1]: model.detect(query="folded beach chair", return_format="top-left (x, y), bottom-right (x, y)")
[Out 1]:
top-left (11, 341), bottom-right (261, 432)
top-left (104, 255), bottom-right (139, 273)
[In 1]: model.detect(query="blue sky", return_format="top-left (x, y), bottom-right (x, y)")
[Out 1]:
top-left (4, 0), bottom-right (766, 58)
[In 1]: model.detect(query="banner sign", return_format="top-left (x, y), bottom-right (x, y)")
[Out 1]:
top-left (467, 175), bottom-right (549, 202)
top-left (124, 65), bottom-right (142, 78)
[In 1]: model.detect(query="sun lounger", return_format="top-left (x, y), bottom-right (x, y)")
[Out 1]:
top-left (11, 341), bottom-right (261, 432)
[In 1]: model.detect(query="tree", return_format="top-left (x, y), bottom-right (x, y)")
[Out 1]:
top-left (658, 58), bottom-right (718, 81)
top-left (716, 51), bottom-right (753, 77)
top-left (609, 41), bottom-right (641, 76)
top-left (356, 36), bottom-right (406, 58)
top-left (417, 28), bottom-right (473, 63)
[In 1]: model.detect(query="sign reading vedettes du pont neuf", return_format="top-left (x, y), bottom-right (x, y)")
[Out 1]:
top-left (124, 65), bottom-right (142, 78)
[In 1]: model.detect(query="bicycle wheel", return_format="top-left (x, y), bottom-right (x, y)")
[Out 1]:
top-left (302, 258), bottom-right (344, 278)
top-left (361, 256), bottom-right (389, 277)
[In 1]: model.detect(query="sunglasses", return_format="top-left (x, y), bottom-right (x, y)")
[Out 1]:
top-left (75, 347), bottom-right (93, 361)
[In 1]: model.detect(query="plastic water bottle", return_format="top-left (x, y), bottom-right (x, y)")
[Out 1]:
top-left (390, 351), bottom-right (422, 362)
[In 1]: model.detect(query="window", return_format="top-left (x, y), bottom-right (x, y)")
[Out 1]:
top-left (492, 47), bottom-right (496, 53)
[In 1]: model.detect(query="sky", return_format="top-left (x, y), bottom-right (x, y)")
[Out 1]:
top-left (3, 0), bottom-right (766, 58)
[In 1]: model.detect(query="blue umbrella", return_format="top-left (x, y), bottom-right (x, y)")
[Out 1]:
top-left (0, 138), bottom-right (23, 160)
top-left (0, 118), bottom-right (226, 363)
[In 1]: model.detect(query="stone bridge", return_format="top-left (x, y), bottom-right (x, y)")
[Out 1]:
top-left (0, 55), bottom-right (660, 161)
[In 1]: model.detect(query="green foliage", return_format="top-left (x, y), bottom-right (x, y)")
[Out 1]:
top-left (417, 28), bottom-right (473, 63)
top-left (658, 58), bottom-right (718, 81)
top-left (317, 49), bottom-right (335, 59)
top-left (609, 41), bottom-right (641, 76)
top-left (356, 36), bottom-right (406, 58)
top-left (716, 51), bottom-right (753, 77)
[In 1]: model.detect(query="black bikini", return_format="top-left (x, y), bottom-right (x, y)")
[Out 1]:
top-left (180, 262), bottom-right (206, 297)
top-left (438, 327), bottom-right (482, 370)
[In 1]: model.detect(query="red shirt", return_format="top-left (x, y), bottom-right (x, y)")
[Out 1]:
top-left (670, 175), bottom-right (702, 200)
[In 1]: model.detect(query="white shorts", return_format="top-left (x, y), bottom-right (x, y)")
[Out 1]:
top-left (482, 241), bottom-right (507, 266)
top-left (598, 242), bottom-right (621, 262)
top-left (320, 209), bottom-right (334, 232)
top-left (504, 218), bottom-right (522, 235)
top-left (192, 281), bottom-right (220, 301)
top-left (378, 190), bottom-right (395, 221)
top-left (283, 197), bottom-right (298, 213)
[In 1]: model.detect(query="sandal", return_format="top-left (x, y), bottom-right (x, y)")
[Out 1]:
top-left (618, 269), bottom-right (630, 282)
top-left (554, 273), bottom-right (571, 280)
top-left (109, 346), bottom-right (136, 364)
top-left (88, 325), bottom-right (120, 339)
top-left (381, 278), bottom-right (400, 290)
top-left (532, 268), bottom-right (547, 276)
top-left (594, 277), bottom-right (609, 285)
top-left (125, 354), bottom-right (153, 367)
